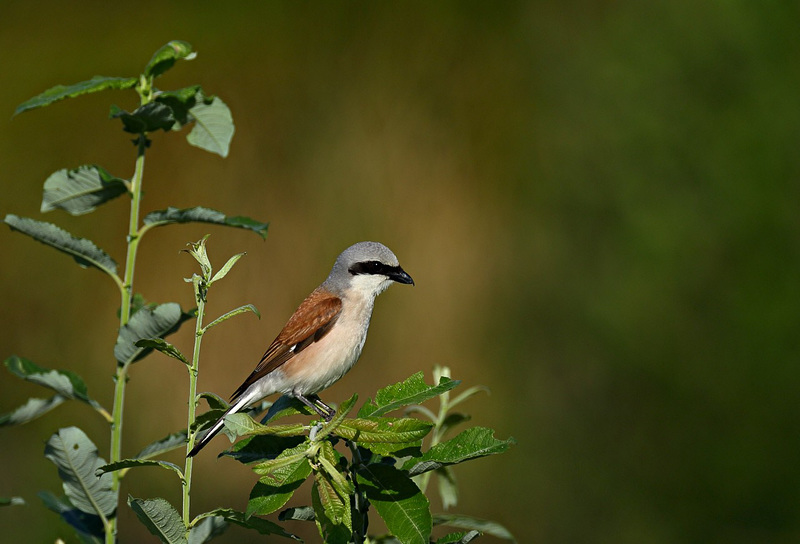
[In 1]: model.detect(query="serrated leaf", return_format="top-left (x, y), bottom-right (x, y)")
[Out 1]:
top-left (251, 443), bottom-right (311, 479)
top-left (0, 496), bottom-right (25, 507)
top-left (114, 303), bottom-right (193, 365)
top-left (402, 428), bottom-right (516, 476)
top-left (278, 506), bottom-right (315, 522)
top-left (356, 463), bottom-right (432, 544)
top-left (4, 214), bottom-right (118, 275)
top-left (334, 417), bottom-right (432, 455)
top-left (97, 459), bottom-right (184, 481)
top-left (203, 304), bottom-right (260, 333)
top-left (145, 40), bottom-right (195, 79)
top-left (111, 102), bottom-right (176, 133)
top-left (128, 496), bottom-right (187, 544)
top-left (359, 372), bottom-right (460, 418)
top-left (315, 440), bottom-right (354, 498)
top-left (0, 395), bottom-right (66, 426)
top-left (187, 96), bottom-right (234, 157)
top-left (41, 165), bottom-right (128, 215)
top-left (136, 431), bottom-right (188, 460)
top-left (44, 427), bottom-right (115, 517)
top-left (193, 508), bottom-right (299, 540)
top-left (247, 442), bottom-right (312, 516)
top-left (311, 478), bottom-right (351, 544)
top-left (134, 338), bottom-right (189, 365)
top-left (14, 76), bottom-right (137, 115)
top-left (38, 490), bottom-right (104, 542)
top-left (188, 515), bottom-right (228, 544)
top-left (143, 206), bottom-right (269, 239)
top-left (433, 514), bottom-right (515, 542)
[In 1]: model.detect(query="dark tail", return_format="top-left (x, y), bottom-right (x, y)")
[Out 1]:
top-left (187, 394), bottom-right (251, 457)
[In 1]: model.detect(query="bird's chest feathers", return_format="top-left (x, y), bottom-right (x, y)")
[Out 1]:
top-left (283, 293), bottom-right (375, 394)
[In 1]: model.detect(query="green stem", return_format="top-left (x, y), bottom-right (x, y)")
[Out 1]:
top-left (183, 277), bottom-right (207, 531)
top-left (106, 134), bottom-right (147, 544)
top-left (416, 394), bottom-right (450, 494)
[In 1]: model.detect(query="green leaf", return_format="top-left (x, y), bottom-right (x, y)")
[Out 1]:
top-left (356, 463), bottom-right (432, 544)
top-left (311, 477), bottom-right (351, 544)
top-left (111, 102), bottom-right (176, 133)
top-left (433, 514), bottom-right (516, 542)
top-left (114, 303), bottom-right (193, 365)
top-left (14, 75), bottom-right (137, 115)
top-left (359, 372), bottom-right (461, 418)
top-left (278, 506), bottom-right (315, 522)
top-left (143, 206), bottom-right (269, 239)
top-left (224, 413), bottom-right (306, 439)
top-left (402, 428), bottom-right (516, 476)
top-left (0, 395), bottom-right (66, 426)
top-left (312, 393), bottom-right (359, 442)
top-left (38, 490), bottom-right (104, 543)
top-left (4, 214), bottom-right (118, 275)
top-left (154, 85), bottom-right (202, 127)
top-left (188, 515), bottom-right (228, 544)
top-left (262, 395), bottom-right (315, 423)
top-left (436, 531), bottom-right (481, 544)
top-left (44, 427), bottom-right (115, 517)
top-left (247, 442), bottom-right (312, 516)
top-left (222, 434), bottom-right (304, 464)
top-left (41, 165), bottom-right (128, 216)
top-left (97, 459), bottom-right (184, 481)
top-left (4, 355), bottom-right (94, 403)
top-left (251, 442), bottom-right (311, 478)
top-left (183, 235), bottom-right (212, 279)
top-left (136, 431), bottom-right (188, 460)
top-left (193, 508), bottom-right (299, 540)
top-left (197, 391), bottom-right (229, 411)
top-left (316, 440), bottom-right (353, 497)
top-left (203, 304), bottom-right (260, 333)
top-left (436, 466), bottom-right (459, 510)
top-left (134, 338), bottom-right (189, 365)
top-left (210, 253), bottom-right (245, 284)
top-left (0, 497), bottom-right (25, 507)
top-left (334, 417), bottom-right (432, 455)
top-left (145, 40), bottom-right (195, 78)
top-left (186, 95), bottom-right (234, 157)
top-left (128, 496), bottom-right (187, 544)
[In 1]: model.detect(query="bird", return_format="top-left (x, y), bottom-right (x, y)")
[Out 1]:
top-left (188, 241), bottom-right (414, 457)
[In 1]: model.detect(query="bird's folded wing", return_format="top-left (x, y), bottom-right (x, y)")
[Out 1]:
top-left (230, 288), bottom-right (343, 401)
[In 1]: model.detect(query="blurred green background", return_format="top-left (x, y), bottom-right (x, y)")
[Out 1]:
top-left (2, 1), bottom-right (799, 542)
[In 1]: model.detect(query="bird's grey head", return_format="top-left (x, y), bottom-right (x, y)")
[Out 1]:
top-left (323, 241), bottom-right (414, 296)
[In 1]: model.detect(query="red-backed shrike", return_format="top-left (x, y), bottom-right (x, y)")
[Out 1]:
top-left (188, 241), bottom-right (414, 457)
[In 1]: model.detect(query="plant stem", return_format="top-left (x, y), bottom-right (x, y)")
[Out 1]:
top-left (416, 388), bottom-right (450, 494)
top-left (106, 134), bottom-right (147, 544)
top-left (183, 276), bottom-right (207, 531)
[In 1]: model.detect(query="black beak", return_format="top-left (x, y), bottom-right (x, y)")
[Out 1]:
top-left (390, 267), bottom-right (415, 286)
